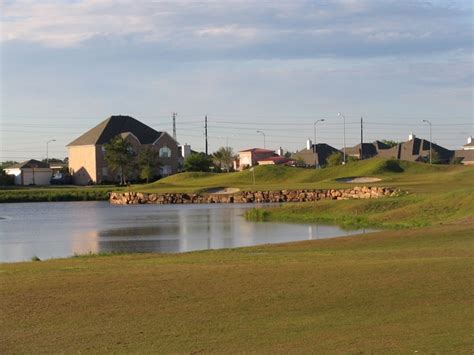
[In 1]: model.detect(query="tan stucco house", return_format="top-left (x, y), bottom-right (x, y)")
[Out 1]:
top-left (67, 115), bottom-right (180, 185)
top-left (233, 148), bottom-right (277, 171)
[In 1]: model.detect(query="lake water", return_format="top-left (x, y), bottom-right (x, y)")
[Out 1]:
top-left (0, 201), bottom-right (373, 263)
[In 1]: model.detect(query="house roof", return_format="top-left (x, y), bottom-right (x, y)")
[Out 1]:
top-left (6, 159), bottom-right (50, 169)
top-left (67, 115), bottom-right (163, 146)
top-left (463, 140), bottom-right (474, 147)
top-left (239, 148), bottom-right (275, 153)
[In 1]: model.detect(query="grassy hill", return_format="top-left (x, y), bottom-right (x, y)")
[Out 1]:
top-left (138, 158), bottom-right (473, 194)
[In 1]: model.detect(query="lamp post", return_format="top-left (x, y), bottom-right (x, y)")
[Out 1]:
top-left (313, 119), bottom-right (325, 168)
top-left (422, 120), bottom-right (432, 164)
top-left (256, 130), bottom-right (266, 149)
top-left (338, 113), bottom-right (346, 164)
top-left (46, 139), bottom-right (56, 165)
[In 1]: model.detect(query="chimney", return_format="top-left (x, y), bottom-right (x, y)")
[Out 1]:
top-left (408, 132), bottom-right (415, 141)
top-left (306, 139), bottom-right (312, 150)
top-left (277, 147), bottom-right (284, 156)
top-left (181, 144), bottom-right (191, 159)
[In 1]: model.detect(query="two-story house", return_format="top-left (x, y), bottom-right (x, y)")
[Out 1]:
top-left (67, 115), bottom-right (180, 184)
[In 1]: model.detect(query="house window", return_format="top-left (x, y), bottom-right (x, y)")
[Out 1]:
top-left (102, 167), bottom-right (108, 177)
top-left (159, 147), bottom-right (171, 158)
top-left (101, 146), bottom-right (106, 153)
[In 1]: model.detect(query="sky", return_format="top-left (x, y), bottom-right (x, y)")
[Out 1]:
top-left (0, 0), bottom-right (473, 161)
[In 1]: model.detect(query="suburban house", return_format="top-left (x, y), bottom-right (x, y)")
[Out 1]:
top-left (375, 133), bottom-right (454, 163)
top-left (454, 136), bottom-right (474, 165)
top-left (345, 141), bottom-right (392, 160)
top-left (67, 115), bottom-right (180, 184)
top-left (233, 148), bottom-right (279, 171)
top-left (3, 159), bottom-right (53, 185)
top-left (257, 156), bottom-right (292, 166)
top-left (292, 140), bottom-right (340, 167)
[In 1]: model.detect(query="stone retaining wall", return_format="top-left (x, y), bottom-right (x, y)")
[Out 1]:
top-left (110, 186), bottom-right (399, 205)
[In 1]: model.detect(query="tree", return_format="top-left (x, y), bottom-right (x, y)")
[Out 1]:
top-left (183, 153), bottom-right (213, 172)
top-left (103, 136), bottom-right (136, 184)
top-left (381, 140), bottom-right (399, 148)
top-left (212, 147), bottom-right (235, 172)
top-left (0, 161), bottom-right (18, 170)
top-left (138, 146), bottom-right (160, 183)
top-left (326, 152), bottom-right (343, 167)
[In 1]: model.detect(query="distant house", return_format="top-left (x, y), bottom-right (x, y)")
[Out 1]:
top-left (345, 141), bottom-right (392, 160)
top-left (377, 133), bottom-right (454, 164)
top-left (257, 156), bottom-right (292, 166)
top-left (454, 136), bottom-right (474, 165)
top-left (234, 148), bottom-right (277, 171)
top-left (67, 115), bottom-right (180, 185)
top-left (3, 159), bottom-right (52, 185)
top-left (292, 140), bottom-right (340, 167)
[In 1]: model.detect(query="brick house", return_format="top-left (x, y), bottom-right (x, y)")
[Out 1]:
top-left (454, 136), bottom-right (474, 165)
top-left (377, 133), bottom-right (454, 163)
top-left (67, 115), bottom-right (180, 184)
top-left (292, 140), bottom-right (340, 167)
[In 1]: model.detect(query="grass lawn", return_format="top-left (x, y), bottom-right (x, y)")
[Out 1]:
top-left (1, 220), bottom-right (472, 353)
top-left (1, 158), bottom-right (473, 352)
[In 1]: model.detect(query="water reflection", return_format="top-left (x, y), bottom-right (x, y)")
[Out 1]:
top-left (0, 202), bottom-right (376, 262)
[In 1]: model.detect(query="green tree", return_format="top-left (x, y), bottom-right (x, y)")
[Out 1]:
top-left (212, 147), bottom-right (235, 172)
top-left (103, 136), bottom-right (135, 185)
top-left (326, 151), bottom-right (343, 167)
top-left (381, 140), bottom-right (399, 148)
top-left (0, 161), bottom-right (18, 170)
top-left (138, 146), bottom-right (160, 183)
top-left (184, 153), bottom-right (213, 172)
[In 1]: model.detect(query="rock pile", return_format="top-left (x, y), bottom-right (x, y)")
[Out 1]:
top-left (109, 186), bottom-right (399, 205)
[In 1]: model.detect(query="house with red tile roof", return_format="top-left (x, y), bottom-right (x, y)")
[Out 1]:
top-left (233, 148), bottom-right (279, 171)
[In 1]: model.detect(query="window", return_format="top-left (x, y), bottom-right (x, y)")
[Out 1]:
top-left (159, 147), bottom-right (171, 158)
top-left (101, 146), bottom-right (106, 153)
top-left (102, 167), bottom-right (108, 177)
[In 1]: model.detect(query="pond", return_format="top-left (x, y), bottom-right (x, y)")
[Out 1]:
top-left (0, 201), bottom-right (374, 263)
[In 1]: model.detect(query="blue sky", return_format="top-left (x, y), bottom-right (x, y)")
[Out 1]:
top-left (1, 0), bottom-right (472, 161)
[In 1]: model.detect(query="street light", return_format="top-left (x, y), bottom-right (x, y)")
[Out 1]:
top-left (338, 113), bottom-right (346, 164)
top-left (46, 139), bottom-right (56, 165)
top-left (256, 130), bottom-right (266, 149)
top-left (422, 120), bottom-right (432, 164)
top-left (313, 119), bottom-right (325, 168)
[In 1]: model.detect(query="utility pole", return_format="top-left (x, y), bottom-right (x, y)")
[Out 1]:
top-left (313, 119), bottom-right (325, 168)
top-left (172, 112), bottom-right (177, 141)
top-left (360, 117), bottom-right (363, 160)
top-left (205, 115), bottom-right (208, 155)
top-left (338, 113), bottom-right (346, 164)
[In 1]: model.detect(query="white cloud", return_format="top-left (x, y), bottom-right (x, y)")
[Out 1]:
top-left (0, 0), bottom-right (471, 58)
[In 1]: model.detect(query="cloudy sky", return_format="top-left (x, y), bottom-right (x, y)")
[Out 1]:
top-left (0, 0), bottom-right (472, 160)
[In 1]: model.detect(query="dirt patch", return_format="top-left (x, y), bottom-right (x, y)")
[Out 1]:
top-left (336, 177), bottom-right (382, 183)
top-left (205, 187), bottom-right (241, 195)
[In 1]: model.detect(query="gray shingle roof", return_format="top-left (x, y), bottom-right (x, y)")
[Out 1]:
top-left (67, 115), bottom-right (163, 146)
top-left (7, 159), bottom-right (50, 169)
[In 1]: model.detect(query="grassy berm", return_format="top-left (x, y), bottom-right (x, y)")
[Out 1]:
top-left (1, 159), bottom-right (473, 353)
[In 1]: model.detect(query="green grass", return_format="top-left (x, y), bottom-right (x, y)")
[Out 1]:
top-left (1, 159), bottom-right (473, 352)
top-left (246, 189), bottom-right (474, 229)
top-left (0, 185), bottom-right (127, 203)
top-left (136, 158), bottom-right (473, 194)
top-left (1, 221), bottom-right (472, 353)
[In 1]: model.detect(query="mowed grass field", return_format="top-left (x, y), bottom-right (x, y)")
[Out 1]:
top-left (1, 159), bottom-right (473, 353)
